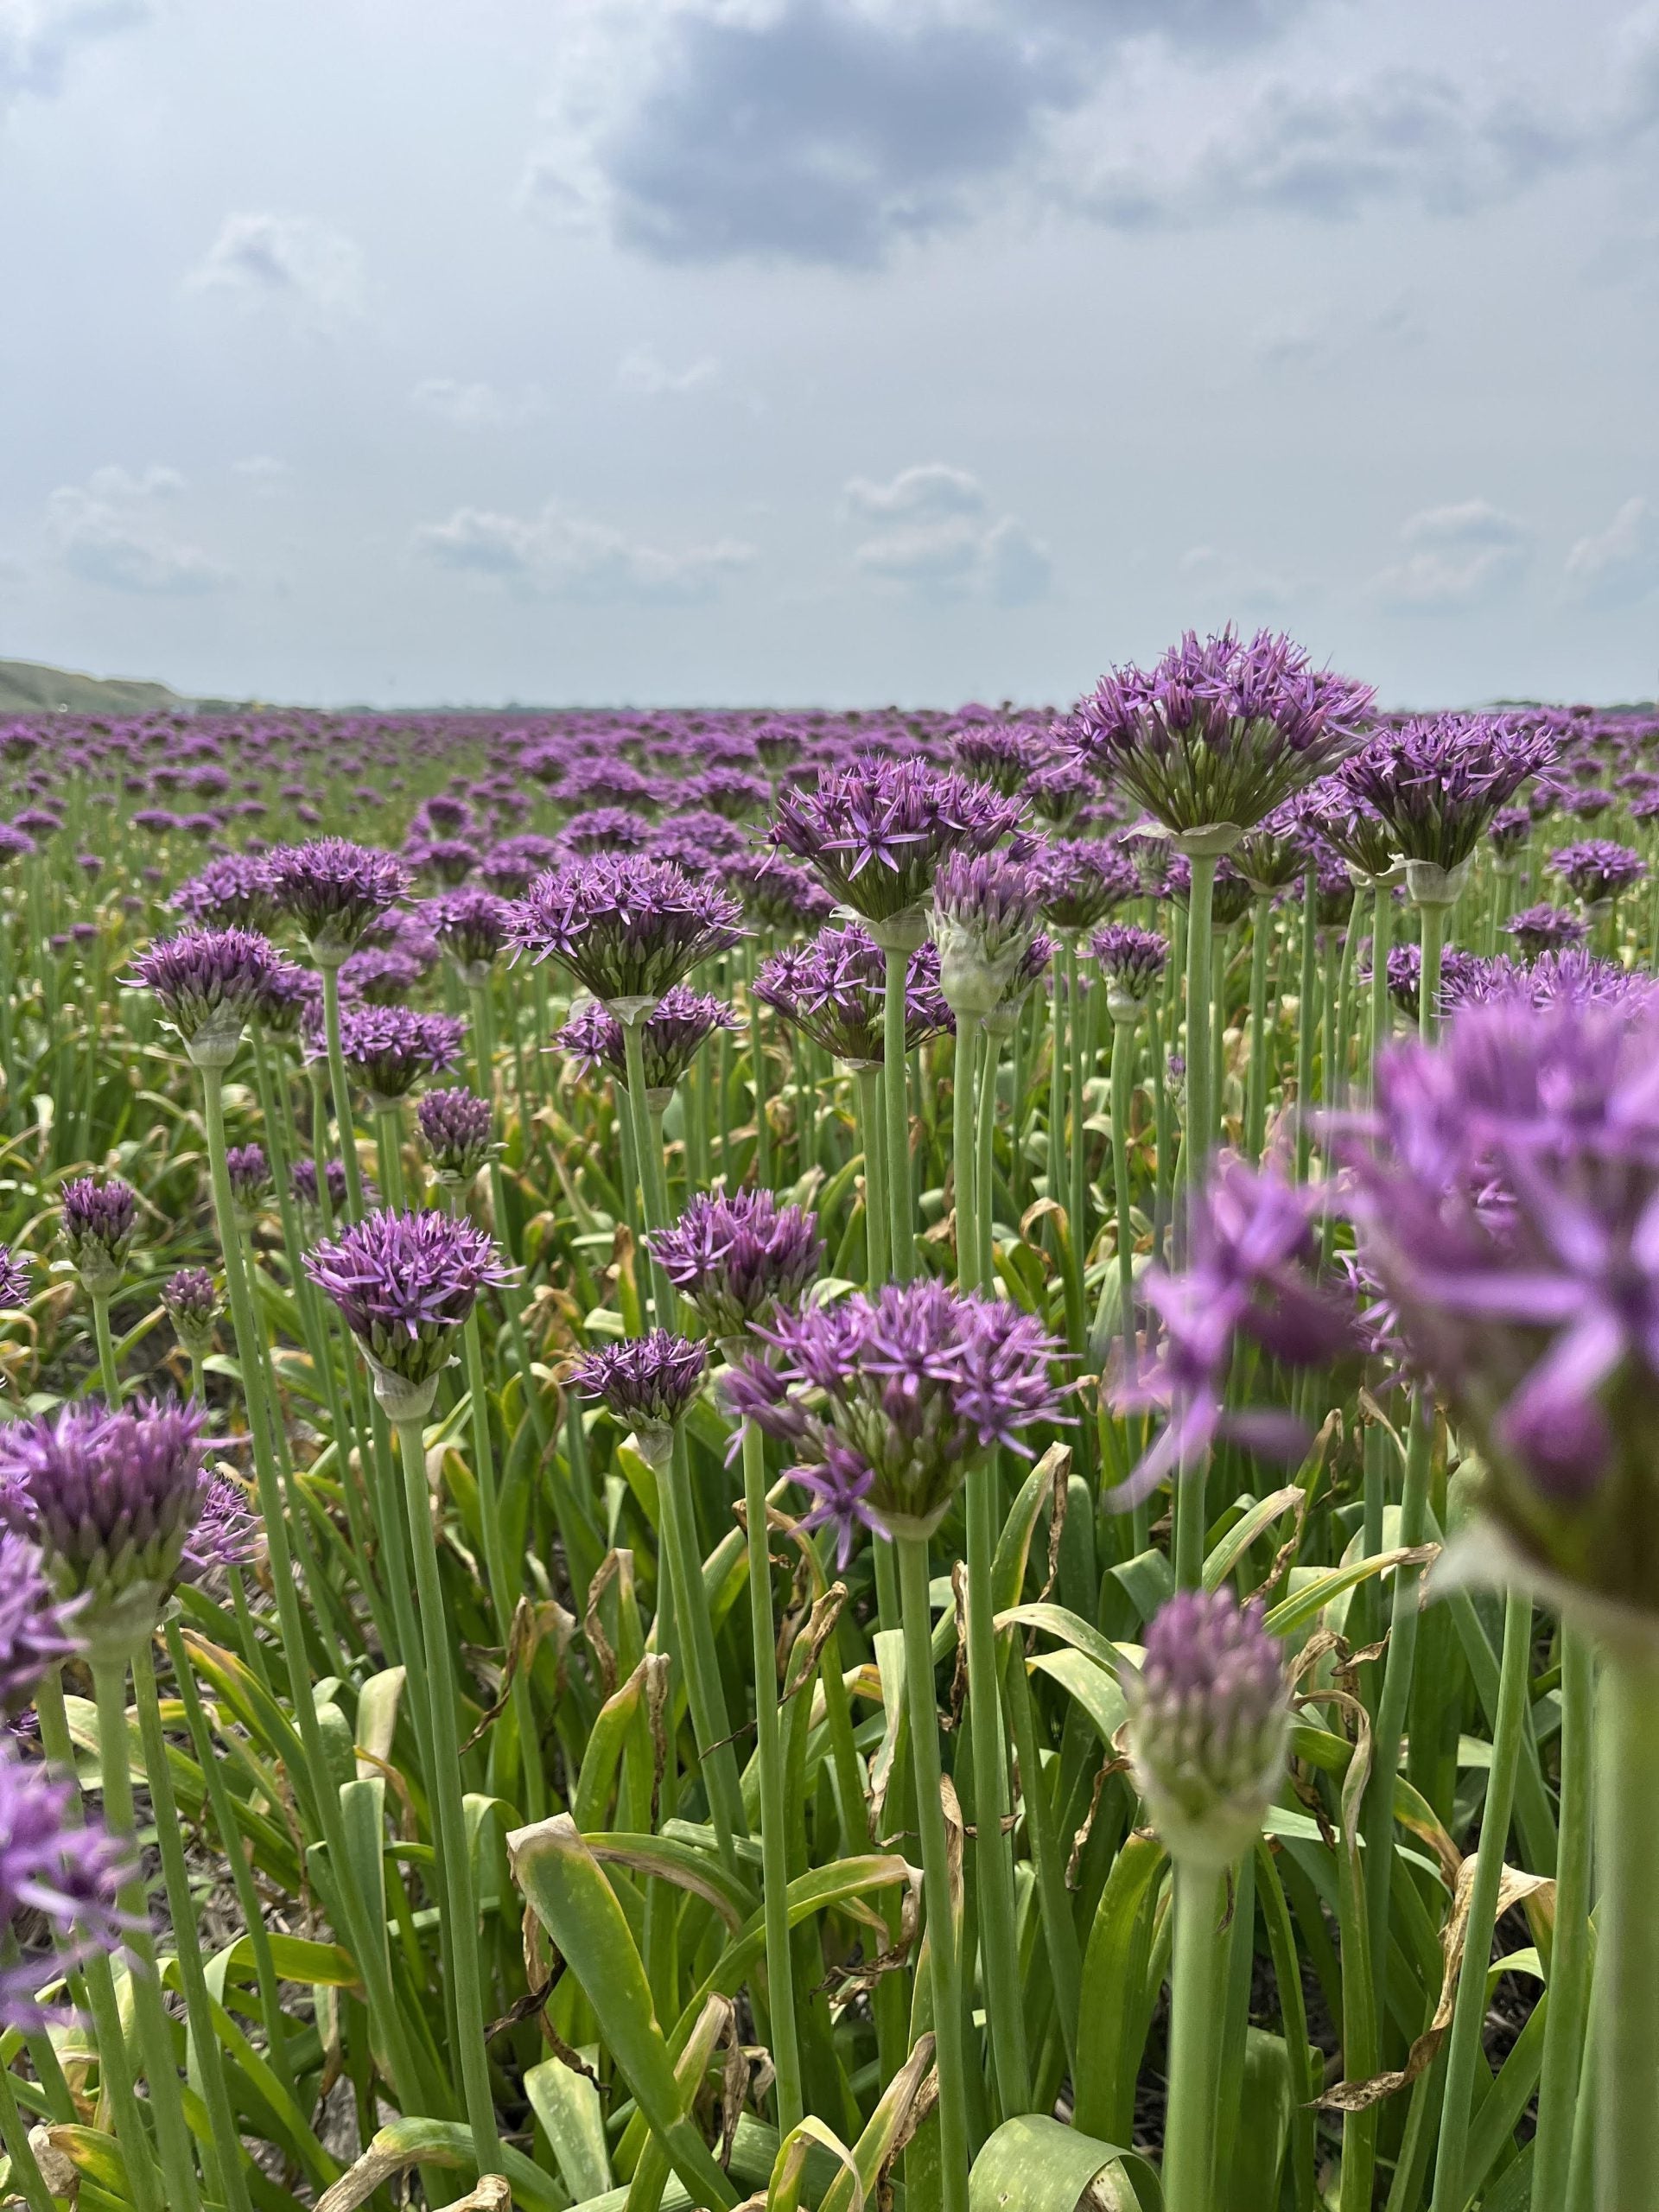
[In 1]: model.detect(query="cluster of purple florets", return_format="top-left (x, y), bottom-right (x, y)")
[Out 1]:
top-left (556, 987), bottom-right (741, 1094)
top-left (770, 757), bottom-right (1025, 925)
top-left (648, 1191), bottom-right (823, 1344)
top-left (512, 854), bottom-right (744, 1007)
top-left (320, 1004), bottom-right (463, 1105)
top-left (306, 1206), bottom-right (511, 1390)
top-left (60, 1177), bottom-right (137, 1288)
top-left (1550, 839), bottom-right (1648, 906)
top-left (754, 923), bottom-right (954, 1065)
top-left (265, 838), bottom-right (410, 957)
top-left (416, 1086), bottom-right (495, 1183)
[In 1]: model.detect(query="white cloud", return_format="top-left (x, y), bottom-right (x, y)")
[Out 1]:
top-left (842, 463), bottom-right (990, 524)
top-left (1370, 498), bottom-right (1531, 614)
top-left (412, 499), bottom-right (757, 604)
top-left (0, 0), bottom-right (148, 113)
top-left (46, 464), bottom-right (231, 595)
top-left (1564, 497), bottom-right (1659, 608)
top-left (410, 378), bottom-right (542, 429)
top-left (187, 213), bottom-right (365, 325)
top-left (232, 455), bottom-right (290, 494)
top-left (616, 346), bottom-right (719, 397)
top-left (844, 463), bottom-right (1050, 605)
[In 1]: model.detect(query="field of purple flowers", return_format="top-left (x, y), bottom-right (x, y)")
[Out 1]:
top-left (0, 634), bottom-right (1649, 2212)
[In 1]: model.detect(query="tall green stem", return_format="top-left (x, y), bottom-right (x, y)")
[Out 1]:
top-left (1245, 895), bottom-right (1273, 1157)
top-left (131, 1639), bottom-right (253, 2212)
top-left (854, 1065), bottom-right (889, 1289)
top-left (896, 1532), bottom-right (970, 2212)
top-left (1533, 1626), bottom-right (1595, 2207)
top-left (1164, 1859), bottom-right (1225, 2212)
top-left (91, 1290), bottom-right (122, 1402)
top-left (952, 1022), bottom-right (978, 1291)
top-left (1362, 1395), bottom-right (1434, 1961)
top-left (1597, 1632), bottom-right (1659, 2212)
top-left (1065, 938), bottom-right (1090, 1262)
top-left (392, 1414), bottom-right (502, 2172)
top-left (1429, 1587), bottom-right (1532, 2212)
top-left (319, 962), bottom-right (365, 1220)
top-left (882, 943), bottom-right (914, 1282)
top-left (1294, 868), bottom-right (1318, 1185)
top-left (740, 1421), bottom-right (801, 2130)
top-left (461, 1301), bottom-right (544, 1819)
top-left (90, 1653), bottom-right (201, 2212)
top-left (1182, 852), bottom-right (1217, 1176)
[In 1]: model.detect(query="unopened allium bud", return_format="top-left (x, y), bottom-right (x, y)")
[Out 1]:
top-left (417, 1086), bottom-right (494, 1186)
top-left (60, 1178), bottom-right (137, 1295)
top-left (931, 851), bottom-right (1043, 1019)
top-left (226, 1143), bottom-right (271, 1225)
top-left (1127, 1588), bottom-right (1290, 1871)
top-left (162, 1267), bottom-right (219, 1357)
top-left (1092, 924), bottom-right (1170, 1021)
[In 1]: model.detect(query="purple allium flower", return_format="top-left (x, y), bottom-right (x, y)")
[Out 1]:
top-left (1076, 627), bottom-right (1374, 838)
top-left (290, 1157), bottom-right (372, 1217)
top-left (512, 854), bottom-right (743, 1012)
top-left (1339, 995), bottom-right (1659, 1619)
top-left (721, 854), bottom-right (839, 932)
top-left (1550, 839), bottom-right (1648, 907)
top-left (60, 1178), bottom-right (137, 1293)
top-left (179, 1475), bottom-right (258, 1584)
top-left (226, 1143), bottom-right (271, 1219)
top-left (1034, 839), bottom-right (1138, 934)
top-left (570, 1332), bottom-right (707, 1453)
top-left (769, 758), bottom-right (1024, 931)
top-left (1564, 785), bottom-right (1615, 821)
top-left (648, 1192), bottom-right (823, 1345)
top-left (338, 946), bottom-right (424, 1005)
top-left (161, 1267), bottom-right (219, 1357)
top-left (0, 1531), bottom-right (80, 1713)
top-left (1092, 924), bottom-right (1170, 1014)
top-left (425, 888), bottom-right (517, 982)
top-left (0, 1247), bottom-right (29, 1311)
top-left (0, 825), bottom-right (35, 867)
top-left (724, 1279), bottom-right (1062, 1545)
top-left (753, 922), bottom-right (952, 1066)
top-left (1127, 1588), bottom-right (1290, 1869)
top-left (411, 836), bottom-right (481, 887)
top-left (556, 985), bottom-right (740, 1096)
top-left (1337, 715), bottom-right (1558, 891)
top-left (1231, 799), bottom-right (1315, 894)
top-left (1027, 755), bottom-right (1093, 830)
top-left (480, 833), bottom-right (562, 899)
top-left (931, 850), bottom-right (1043, 1017)
top-left (1381, 942), bottom-right (1486, 1024)
top-left (1506, 903), bottom-right (1591, 958)
top-left (169, 854), bottom-right (275, 931)
top-left (250, 959), bottom-right (314, 1038)
top-left (0, 1398), bottom-right (216, 1648)
top-left (558, 808), bottom-right (654, 857)
top-left (129, 928), bottom-right (297, 1066)
top-left (306, 1207), bottom-right (510, 1408)
top-left (950, 721), bottom-right (1049, 797)
top-left (1488, 804), bottom-right (1534, 862)
top-left (416, 1086), bottom-right (494, 1184)
top-left (323, 1005), bottom-right (464, 1108)
top-left (1279, 842), bottom-right (1355, 930)
top-left (0, 1739), bottom-right (131, 2029)
top-left (265, 839), bottom-right (409, 959)
top-left (1448, 946), bottom-right (1655, 1014)
top-left (1112, 1156), bottom-right (1355, 1508)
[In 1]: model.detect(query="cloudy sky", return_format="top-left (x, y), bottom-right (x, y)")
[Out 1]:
top-left (1, 0), bottom-right (1656, 709)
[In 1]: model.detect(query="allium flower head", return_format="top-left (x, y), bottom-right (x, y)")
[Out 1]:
top-left (0, 1398), bottom-right (219, 1652)
top-left (931, 850), bottom-right (1043, 1018)
top-left (1128, 1589), bottom-right (1290, 1870)
top-left (265, 839), bottom-right (409, 959)
top-left (60, 1178), bottom-right (137, 1294)
top-left (769, 757), bottom-right (1024, 936)
top-left (1550, 838), bottom-right (1648, 908)
top-left (322, 1004), bottom-right (464, 1108)
top-left (1232, 799), bottom-right (1315, 894)
top-left (1380, 942), bottom-right (1485, 1023)
top-left (724, 1279), bottom-right (1062, 1547)
top-left (950, 721), bottom-right (1048, 797)
top-left (162, 1267), bottom-right (219, 1357)
top-left (1112, 1157), bottom-right (1355, 1507)
top-left (169, 854), bottom-right (275, 931)
top-left (1092, 923), bottom-right (1169, 1017)
top-left (1028, 755), bottom-right (1093, 830)
top-left (306, 1207), bottom-right (510, 1412)
top-left (1299, 782), bottom-right (1401, 885)
top-left (0, 1247), bottom-right (29, 1310)
top-left (180, 1475), bottom-right (258, 1583)
top-left (649, 1192), bottom-right (823, 1345)
top-left (291, 1157), bottom-right (375, 1220)
top-left (1076, 627), bottom-right (1373, 842)
top-left (130, 928), bottom-right (296, 1067)
top-left (416, 1086), bottom-right (494, 1185)
top-left (251, 960), bottom-right (315, 1037)
top-left (1033, 839), bottom-right (1138, 934)
top-left (0, 1739), bottom-right (131, 2029)
top-left (1447, 947), bottom-right (1654, 1014)
top-left (512, 854), bottom-right (743, 1013)
top-left (0, 1530), bottom-right (81, 1713)
top-left (1338, 716), bottom-right (1558, 899)
top-left (425, 888), bottom-right (517, 982)
top-left (1488, 805), bottom-right (1534, 863)
top-left (1506, 903), bottom-right (1590, 958)
top-left (226, 1143), bottom-right (271, 1221)
top-left (1340, 995), bottom-right (1659, 1624)
top-left (721, 854), bottom-right (839, 932)
top-left (571, 1332), bottom-right (707, 1459)
top-left (556, 988), bottom-right (740, 1097)
top-left (753, 922), bottom-right (952, 1066)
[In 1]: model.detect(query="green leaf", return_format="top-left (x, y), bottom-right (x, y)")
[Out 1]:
top-left (968, 2114), bottom-right (1158, 2212)
top-left (1072, 1833), bottom-right (1166, 2145)
top-left (525, 2054), bottom-right (611, 2204)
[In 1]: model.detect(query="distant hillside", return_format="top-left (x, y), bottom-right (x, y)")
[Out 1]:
top-left (0, 658), bottom-right (204, 718)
